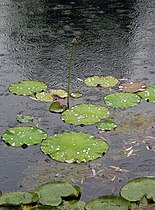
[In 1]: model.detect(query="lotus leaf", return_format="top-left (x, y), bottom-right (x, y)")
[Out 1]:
top-left (119, 82), bottom-right (147, 93)
top-left (138, 86), bottom-right (155, 102)
top-left (85, 195), bottom-right (130, 210)
top-left (104, 92), bottom-right (141, 108)
top-left (2, 126), bottom-right (47, 146)
top-left (49, 102), bottom-right (67, 113)
top-left (36, 92), bottom-right (54, 102)
top-left (61, 104), bottom-right (110, 125)
top-left (120, 177), bottom-right (155, 202)
top-left (97, 119), bottom-right (117, 131)
top-left (84, 76), bottom-right (118, 88)
top-left (41, 131), bottom-right (108, 163)
top-left (35, 182), bottom-right (80, 206)
top-left (70, 91), bottom-right (82, 98)
top-left (8, 80), bottom-right (47, 96)
top-left (16, 114), bottom-right (35, 123)
top-left (50, 89), bottom-right (68, 98)
top-left (0, 192), bottom-right (38, 206)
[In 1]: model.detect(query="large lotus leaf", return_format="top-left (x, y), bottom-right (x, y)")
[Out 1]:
top-left (97, 119), bottom-right (117, 131)
top-left (119, 82), bottom-right (147, 93)
top-left (0, 192), bottom-right (38, 206)
top-left (50, 89), bottom-right (68, 98)
top-left (8, 80), bottom-right (47, 96)
top-left (104, 92), bottom-right (141, 108)
top-left (41, 132), bottom-right (108, 163)
top-left (138, 86), bottom-right (155, 102)
top-left (85, 195), bottom-right (130, 210)
top-left (2, 126), bottom-right (47, 146)
top-left (61, 104), bottom-right (110, 125)
top-left (36, 92), bottom-right (54, 102)
top-left (16, 114), bottom-right (35, 123)
top-left (35, 182), bottom-right (80, 206)
top-left (120, 177), bottom-right (155, 202)
top-left (58, 200), bottom-right (85, 210)
top-left (84, 76), bottom-right (118, 88)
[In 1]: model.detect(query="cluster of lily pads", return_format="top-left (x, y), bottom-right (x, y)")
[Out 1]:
top-left (0, 177), bottom-right (155, 209)
top-left (1, 76), bottom-right (155, 163)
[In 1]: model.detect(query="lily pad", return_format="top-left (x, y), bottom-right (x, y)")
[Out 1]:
top-left (97, 119), bottom-right (117, 131)
top-left (119, 82), bottom-right (147, 93)
top-left (85, 195), bottom-right (130, 210)
top-left (35, 182), bottom-right (80, 206)
top-left (49, 102), bottom-right (67, 113)
top-left (70, 91), bottom-right (82, 98)
top-left (16, 114), bottom-right (35, 123)
top-left (61, 104), bottom-right (110, 125)
top-left (36, 92), bottom-right (54, 102)
top-left (58, 200), bottom-right (85, 210)
top-left (8, 80), bottom-right (47, 96)
top-left (120, 177), bottom-right (155, 202)
top-left (138, 86), bottom-right (155, 102)
top-left (2, 126), bottom-right (47, 146)
top-left (0, 191), bottom-right (38, 206)
top-left (50, 89), bottom-right (68, 98)
top-left (104, 92), bottom-right (141, 108)
top-left (40, 131), bottom-right (108, 163)
top-left (84, 76), bottom-right (118, 88)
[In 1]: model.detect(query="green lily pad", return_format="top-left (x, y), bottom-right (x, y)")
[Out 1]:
top-left (58, 200), bottom-right (85, 210)
top-left (49, 102), bottom-right (67, 113)
top-left (120, 177), bottom-right (155, 202)
top-left (138, 86), bottom-right (155, 102)
top-left (0, 207), bottom-right (21, 210)
top-left (8, 80), bottom-right (47, 96)
top-left (84, 76), bottom-right (118, 88)
top-left (50, 89), bottom-right (68, 98)
top-left (36, 92), bottom-right (54, 102)
top-left (70, 91), bottom-right (82, 98)
top-left (41, 131), bottom-right (108, 163)
top-left (2, 126), bottom-right (47, 146)
top-left (0, 192), bottom-right (38, 206)
top-left (97, 119), bottom-right (117, 131)
top-left (85, 195), bottom-right (130, 210)
top-left (61, 104), bottom-right (110, 125)
top-left (16, 114), bottom-right (35, 123)
top-left (35, 182), bottom-right (80, 206)
top-left (32, 207), bottom-right (59, 210)
top-left (119, 82), bottom-right (147, 93)
top-left (104, 92), bottom-right (141, 108)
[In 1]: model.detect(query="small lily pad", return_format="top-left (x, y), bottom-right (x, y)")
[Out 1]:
top-left (2, 126), bottom-right (47, 146)
top-left (120, 177), bottom-right (155, 202)
top-left (104, 92), bottom-right (141, 108)
top-left (36, 92), bottom-right (54, 102)
top-left (119, 82), bottom-right (147, 93)
top-left (35, 182), bottom-right (80, 206)
top-left (50, 89), bottom-right (68, 98)
top-left (138, 86), bottom-right (155, 102)
top-left (84, 76), bottom-right (118, 88)
top-left (16, 114), bottom-right (35, 123)
top-left (41, 131), bottom-right (108, 163)
top-left (61, 104), bottom-right (110, 125)
top-left (85, 195), bottom-right (130, 210)
top-left (58, 200), bottom-right (85, 210)
top-left (70, 91), bottom-right (82, 98)
top-left (97, 119), bottom-right (117, 131)
top-left (0, 191), bottom-right (38, 206)
top-left (8, 80), bottom-right (47, 96)
top-left (49, 102), bottom-right (67, 113)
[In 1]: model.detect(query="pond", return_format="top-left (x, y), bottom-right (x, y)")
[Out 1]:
top-left (0, 0), bottom-right (155, 202)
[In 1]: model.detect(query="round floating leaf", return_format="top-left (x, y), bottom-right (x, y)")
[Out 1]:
top-left (8, 80), bottom-right (47, 96)
top-left (58, 201), bottom-right (85, 210)
top-left (119, 82), bottom-right (147, 93)
top-left (70, 91), bottom-right (82, 98)
top-left (41, 131), bottom-right (108, 163)
top-left (85, 195), bottom-right (130, 210)
top-left (36, 92), bottom-right (54, 102)
top-left (84, 76), bottom-right (118, 88)
top-left (49, 102), bottom-right (67, 113)
top-left (138, 86), bottom-right (155, 102)
top-left (35, 182), bottom-right (80, 206)
top-left (104, 92), bottom-right (141, 108)
top-left (2, 126), bottom-right (47, 146)
top-left (50, 89), bottom-right (68, 98)
top-left (97, 119), bottom-right (117, 131)
top-left (16, 114), bottom-right (35, 123)
top-left (120, 177), bottom-right (155, 202)
top-left (0, 191), bottom-right (38, 206)
top-left (61, 104), bottom-right (110, 125)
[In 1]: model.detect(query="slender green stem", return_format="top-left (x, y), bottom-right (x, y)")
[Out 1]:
top-left (67, 38), bottom-right (77, 108)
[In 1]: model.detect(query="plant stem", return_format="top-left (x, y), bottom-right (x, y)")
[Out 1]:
top-left (67, 38), bottom-right (77, 108)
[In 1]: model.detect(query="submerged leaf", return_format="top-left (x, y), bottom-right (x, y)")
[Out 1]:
top-left (16, 114), bottom-right (35, 123)
top-left (41, 131), bottom-right (108, 163)
top-left (97, 119), bottom-right (117, 131)
top-left (119, 82), bottom-right (147, 93)
top-left (138, 86), bottom-right (155, 102)
top-left (61, 104), bottom-right (110, 125)
top-left (70, 91), bottom-right (82, 98)
top-left (49, 102), bottom-right (67, 113)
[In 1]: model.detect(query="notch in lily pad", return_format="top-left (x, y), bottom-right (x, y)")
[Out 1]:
top-left (40, 131), bottom-right (108, 163)
top-left (97, 119), bottom-right (117, 131)
top-left (119, 82), bottom-right (147, 93)
top-left (138, 85), bottom-right (155, 102)
top-left (49, 102), bottom-right (67, 113)
top-left (8, 80), bottom-right (47, 96)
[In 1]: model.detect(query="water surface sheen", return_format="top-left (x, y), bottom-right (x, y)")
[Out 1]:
top-left (0, 0), bottom-right (155, 201)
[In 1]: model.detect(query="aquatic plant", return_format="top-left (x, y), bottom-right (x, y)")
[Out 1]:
top-left (138, 85), bottom-right (155, 102)
top-left (119, 81), bottom-right (147, 93)
top-left (97, 119), bottom-right (117, 131)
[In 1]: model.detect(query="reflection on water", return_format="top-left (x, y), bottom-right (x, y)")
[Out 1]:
top-left (0, 0), bottom-right (155, 199)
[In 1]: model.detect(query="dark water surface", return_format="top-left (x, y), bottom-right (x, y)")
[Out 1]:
top-left (0, 0), bottom-right (155, 201)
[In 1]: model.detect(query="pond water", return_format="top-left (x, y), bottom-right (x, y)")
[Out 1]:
top-left (0, 0), bottom-right (155, 202)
